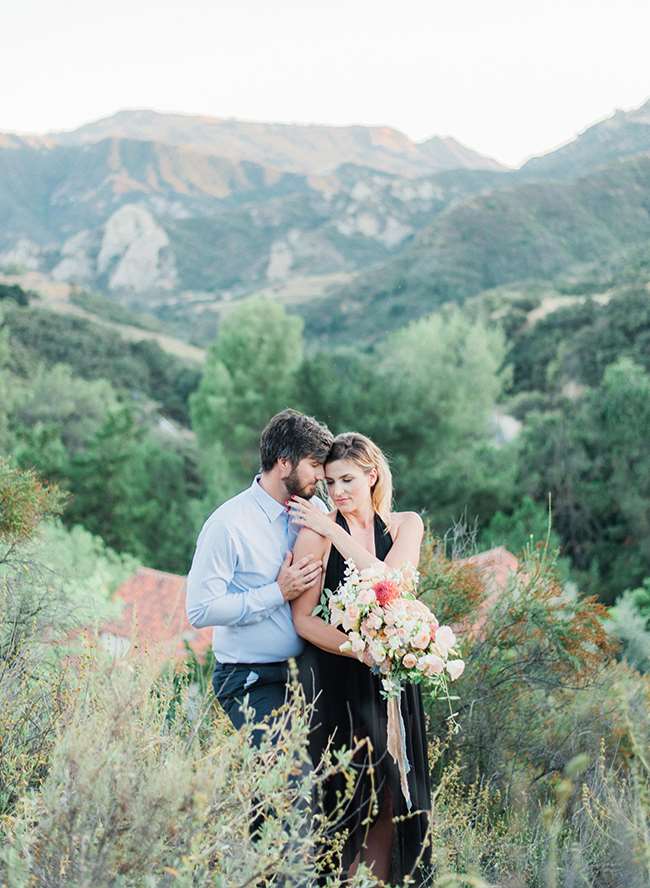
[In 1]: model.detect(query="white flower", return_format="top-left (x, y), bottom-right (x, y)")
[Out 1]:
top-left (357, 587), bottom-right (377, 606)
top-left (446, 659), bottom-right (465, 681)
top-left (435, 625), bottom-right (457, 656)
top-left (369, 640), bottom-right (387, 664)
top-left (342, 603), bottom-right (361, 632)
top-left (348, 632), bottom-right (366, 654)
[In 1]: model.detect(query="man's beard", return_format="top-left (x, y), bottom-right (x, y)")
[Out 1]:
top-left (285, 467), bottom-right (316, 498)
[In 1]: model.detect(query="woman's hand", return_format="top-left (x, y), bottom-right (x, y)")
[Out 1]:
top-left (288, 496), bottom-right (334, 538)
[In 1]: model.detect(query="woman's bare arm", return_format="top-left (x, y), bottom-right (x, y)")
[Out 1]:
top-left (330, 511), bottom-right (424, 570)
top-left (289, 499), bottom-right (425, 572)
top-left (290, 525), bottom-right (359, 657)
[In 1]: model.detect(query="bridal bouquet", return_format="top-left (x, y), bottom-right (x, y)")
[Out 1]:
top-left (313, 560), bottom-right (465, 808)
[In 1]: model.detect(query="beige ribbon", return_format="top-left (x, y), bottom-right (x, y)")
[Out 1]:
top-left (386, 694), bottom-right (412, 810)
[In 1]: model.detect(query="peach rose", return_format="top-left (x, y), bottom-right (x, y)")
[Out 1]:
top-left (404, 599), bottom-right (432, 619)
top-left (366, 611), bottom-right (383, 631)
top-left (411, 626), bottom-right (431, 650)
top-left (417, 654), bottom-right (445, 676)
top-left (402, 653), bottom-right (418, 669)
top-left (357, 588), bottom-right (377, 606)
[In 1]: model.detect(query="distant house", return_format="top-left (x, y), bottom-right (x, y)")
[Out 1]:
top-left (97, 548), bottom-right (518, 662)
top-left (457, 546), bottom-right (519, 640)
top-left (97, 567), bottom-right (212, 661)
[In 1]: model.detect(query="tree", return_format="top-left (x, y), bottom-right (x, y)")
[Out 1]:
top-left (294, 350), bottom-right (380, 434)
top-left (607, 578), bottom-right (650, 673)
top-left (190, 299), bottom-right (304, 501)
top-left (11, 363), bottom-right (119, 454)
top-left (517, 358), bottom-right (650, 602)
top-left (64, 407), bottom-right (145, 554)
top-left (370, 307), bottom-right (516, 526)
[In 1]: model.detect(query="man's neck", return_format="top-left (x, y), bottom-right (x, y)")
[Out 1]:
top-left (258, 471), bottom-right (288, 505)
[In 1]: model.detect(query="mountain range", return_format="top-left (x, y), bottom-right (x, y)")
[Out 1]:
top-left (48, 109), bottom-right (507, 176)
top-left (1, 99), bottom-right (650, 344)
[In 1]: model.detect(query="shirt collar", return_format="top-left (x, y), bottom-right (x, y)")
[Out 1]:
top-left (250, 475), bottom-right (286, 523)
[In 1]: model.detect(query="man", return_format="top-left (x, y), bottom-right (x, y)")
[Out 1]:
top-left (186, 408), bottom-right (333, 744)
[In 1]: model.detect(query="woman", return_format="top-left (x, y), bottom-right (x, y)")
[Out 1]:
top-left (288, 432), bottom-right (432, 884)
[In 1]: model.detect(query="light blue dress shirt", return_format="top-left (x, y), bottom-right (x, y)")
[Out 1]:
top-left (186, 476), bottom-right (327, 664)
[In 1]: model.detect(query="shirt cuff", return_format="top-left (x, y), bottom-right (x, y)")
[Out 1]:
top-left (257, 581), bottom-right (285, 611)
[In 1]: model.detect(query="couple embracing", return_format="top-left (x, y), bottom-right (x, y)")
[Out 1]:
top-left (186, 409), bottom-right (431, 883)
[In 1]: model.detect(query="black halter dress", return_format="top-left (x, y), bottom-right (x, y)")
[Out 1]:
top-left (298, 511), bottom-right (432, 883)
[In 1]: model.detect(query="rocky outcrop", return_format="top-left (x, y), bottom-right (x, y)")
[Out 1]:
top-left (97, 205), bottom-right (176, 292)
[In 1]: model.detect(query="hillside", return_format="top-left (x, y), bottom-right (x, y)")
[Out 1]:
top-left (0, 138), bottom-right (506, 341)
top-left (1, 280), bottom-right (202, 425)
top-left (2, 99), bottom-right (650, 347)
top-left (522, 98), bottom-right (650, 179)
top-left (0, 272), bottom-right (205, 364)
top-left (48, 108), bottom-right (507, 176)
top-left (303, 154), bottom-right (650, 341)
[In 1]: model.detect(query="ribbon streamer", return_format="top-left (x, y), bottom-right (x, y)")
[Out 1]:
top-left (386, 693), bottom-right (412, 810)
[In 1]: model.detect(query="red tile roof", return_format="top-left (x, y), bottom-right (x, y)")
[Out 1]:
top-left (100, 567), bottom-right (212, 660)
top-left (98, 548), bottom-right (517, 662)
top-left (456, 546), bottom-right (519, 639)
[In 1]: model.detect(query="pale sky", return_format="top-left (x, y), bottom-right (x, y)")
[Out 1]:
top-left (3, 0), bottom-right (650, 167)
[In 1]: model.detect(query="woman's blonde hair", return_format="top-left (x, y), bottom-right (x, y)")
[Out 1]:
top-left (326, 432), bottom-right (393, 529)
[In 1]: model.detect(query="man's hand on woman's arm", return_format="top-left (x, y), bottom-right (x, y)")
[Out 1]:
top-left (277, 551), bottom-right (323, 602)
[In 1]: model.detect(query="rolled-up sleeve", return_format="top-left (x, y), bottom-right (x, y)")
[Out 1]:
top-left (186, 520), bottom-right (285, 628)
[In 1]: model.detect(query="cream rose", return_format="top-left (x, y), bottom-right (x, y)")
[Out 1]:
top-left (435, 625), bottom-right (457, 656)
top-left (342, 603), bottom-right (361, 632)
top-left (446, 659), bottom-right (465, 681)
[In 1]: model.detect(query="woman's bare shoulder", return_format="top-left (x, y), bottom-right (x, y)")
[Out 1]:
top-left (294, 512), bottom-right (337, 551)
top-left (390, 511), bottom-right (424, 535)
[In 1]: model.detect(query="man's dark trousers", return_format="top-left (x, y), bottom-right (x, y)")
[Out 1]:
top-left (212, 660), bottom-right (292, 748)
top-left (212, 657), bottom-right (314, 873)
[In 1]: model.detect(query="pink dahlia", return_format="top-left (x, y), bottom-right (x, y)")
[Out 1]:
top-left (373, 579), bottom-right (400, 607)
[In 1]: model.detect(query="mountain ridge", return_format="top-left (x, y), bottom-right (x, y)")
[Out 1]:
top-left (303, 152), bottom-right (650, 341)
top-left (43, 108), bottom-right (507, 177)
top-left (522, 97), bottom-right (650, 178)
top-left (0, 135), bottom-right (506, 328)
